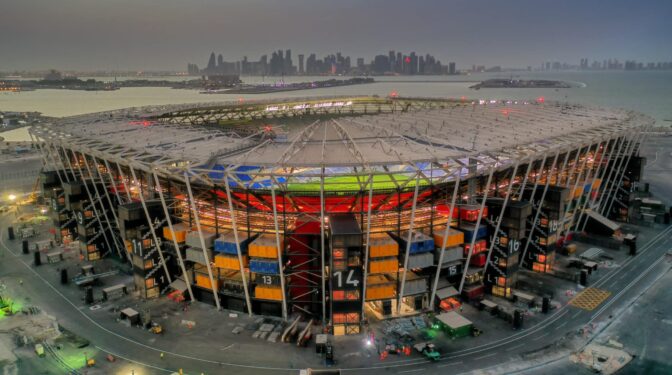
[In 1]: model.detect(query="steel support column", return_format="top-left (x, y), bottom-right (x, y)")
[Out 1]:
top-left (519, 152), bottom-right (560, 267)
top-left (573, 140), bottom-right (610, 232)
top-left (270, 181), bottom-right (289, 321)
top-left (397, 173), bottom-right (421, 313)
top-left (482, 161), bottom-right (520, 277)
top-left (429, 171), bottom-right (461, 309)
top-left (184, 172), bottom-right (222, 311)
top-left (153, 172), bottom-right (195, 303)
top-left (458, 166), bottom-right (495, 294)
top-left (360, 174), bottom-right (375, 319)
top-left (223, 172), bottom-right (253, 316)
top-left (603, 127), bottom-right (648, 217)
top-left (129, 166), bottom-right (173, 287)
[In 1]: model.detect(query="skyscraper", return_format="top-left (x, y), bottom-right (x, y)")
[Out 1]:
top-left (298, 54), bottom-right (304, 74)
top-left (449, 62), bottom-right (456, 75)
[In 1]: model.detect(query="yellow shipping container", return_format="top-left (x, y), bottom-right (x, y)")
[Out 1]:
top-left (333, 324), bottom-right (346, 336)
top-left (369, 258), bottom-right (398, 274)
top-left (249, 235), bottom-right (281, 259)
top-left (491, 285), bottom-right (511, 298)
top-left (366, 285), bottom-right (396, 300)
top-left (255, 285), bottom-right (283, 301)
top-left (195, 273), bottom-right (220, 291)
top-left (163, 224), bottom-right (187, 243)
top-left (433, 227), bottom-right (464, 248)
top-left (369, 242), bottom-right (399, 258)
top-left (214, 254), bottom-right (247, 270)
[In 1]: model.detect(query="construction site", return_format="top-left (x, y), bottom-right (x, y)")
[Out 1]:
top-left (4, 95), bottom-right (669, 373)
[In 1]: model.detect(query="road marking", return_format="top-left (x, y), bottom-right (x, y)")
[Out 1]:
top-left (399, 369), bottom-right (425, 373)
top-left (554, 322), bottom-right (568, 331)
top-left (589, 256), bottom-right (666, 324)
top-left (437, 360), bottom-right (463, 368)
top-left (532, 333), bottom-right (549, 341)
top-left (571, 311), bottom-right (582, 319)
top-left (569, 288), bottom-right (611, 311)
top-left (473, 352), bottom-right (497, 360)
top-left (505, 343), bottom-right (525, 352)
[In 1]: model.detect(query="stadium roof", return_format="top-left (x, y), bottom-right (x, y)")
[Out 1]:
top-left (30, 96), bottom-right (653, 189)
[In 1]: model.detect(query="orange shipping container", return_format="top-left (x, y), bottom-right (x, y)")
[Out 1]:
top-left (366, 284), bottom-right (396, 300)
top-left (369, 236), bottom-right (399, 258)
top-left (214, 254), bottom-right (248, 270)
top-left (433, 227), bottom-right (464, 248)
top-left (163, 224), bottom-right (187, 243)
top-left (195, 273), bottom-right (220, 291)
top-left (369, 258), bottom-right (398, 274)
top-left (249, 235), bottom-right (280, 259)
top-left (255, 285), bottom-right (283, 301)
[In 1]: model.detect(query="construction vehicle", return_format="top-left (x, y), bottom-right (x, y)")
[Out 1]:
top-left (413, 342), bottom-right (440, 361)
top-left (86, 358), bottom-right (96, 367)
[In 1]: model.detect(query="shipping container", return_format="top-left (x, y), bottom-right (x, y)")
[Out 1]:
top-left (459, 223), bottom-right (488, 243)
top-left (400, 272), bottom-right (427, 296)
top-left (163, 223), bottom-right (188, 243)
top-left (462, 284), bottom-right (484, 301)
top-left (368, 258), bottom-right (398, 274)
top-left (395, 231), bottom-right (435, 254)
top-left (469, 253), bottom-right (487, 267)
top-left (432, 227), bottom-right (464, 249)
top-left (436, 311), bottom-right (473, 338)
top-left (491, 285), bottom-right (512, 298)
top-left (404, 252), bottom-right (434, 269)
top-left (435, 246), bottom-right (462, 264)
top-left (186, 230), bottom-right (217, 249)
top-left (460, 205), bottom-right (488, 222)
top-left (186, 247), bottom-right (212, 264)
top-left (463, 239), bottom-right (487, 256)
top-left (254, 285), bottom-right (283, 301)
top-left (329, 214), bottom-right (362, 248)
top-left (195, 273), bottom-right (220, 291)
top-left (248, 234), bottom-right (281, 259)
top-left (249, 259), bottom-right (280, 275)
top-left (214, 254), bottom-right (248, 269)
top-left (368, 233), bottom-right (399, 258)
top-left (215, 232), bottom-right (260, 255)
top-left (365, 275), bottom-right (396, 300)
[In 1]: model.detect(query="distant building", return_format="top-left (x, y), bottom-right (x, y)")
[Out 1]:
top-left (448, 62), bottom-right (456, 75)
top-left (298, 54), bottom-right (304, 74)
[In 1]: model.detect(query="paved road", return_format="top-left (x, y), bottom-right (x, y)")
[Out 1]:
top-left (2, 210), bottom-right (670, 375)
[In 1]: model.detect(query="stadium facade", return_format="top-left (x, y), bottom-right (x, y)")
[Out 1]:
top-left (30, 96), bottom-right (652, 335)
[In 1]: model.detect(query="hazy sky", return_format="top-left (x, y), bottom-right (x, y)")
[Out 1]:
top-left (1, 0), bottom-right (671, 71)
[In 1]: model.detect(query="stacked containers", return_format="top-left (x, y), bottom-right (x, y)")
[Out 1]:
top-left (522, 186), bottom-right (569, 273)
top-left (484, 198), bottom-right (532, 298)
top-left (185, 230), bottom-right (218, 291)
top-left (249, 234), bottom-right (283, 301)
top-left (459, 204), bottom-right (489, 301)
top-left (395, 230), bottom-right (435, 272)
top-left (366, 233), bottom-right (398, 301)
top-left (329, 214), bottom-right (363, 335)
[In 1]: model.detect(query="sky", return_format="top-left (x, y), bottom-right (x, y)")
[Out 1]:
top-left (1, 0), bottom-right (671, 71)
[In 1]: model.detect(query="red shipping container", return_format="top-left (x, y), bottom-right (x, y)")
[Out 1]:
top-left (469, 253), bottom-right (487, 267)
top-left (436, 204), bottom-right (460, 219)
top-left (463, 285), bottom-right (485, 301)
top-left (460, 206), bottom-right (488, 222)
top-left (463, 239), bottom-right (487, 256)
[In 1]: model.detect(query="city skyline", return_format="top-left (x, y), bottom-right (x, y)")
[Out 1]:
top-left (1, 0), bottom-right (671, 71)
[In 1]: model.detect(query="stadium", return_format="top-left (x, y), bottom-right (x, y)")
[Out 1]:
top-left (29, 96), bottom-right (652, 336)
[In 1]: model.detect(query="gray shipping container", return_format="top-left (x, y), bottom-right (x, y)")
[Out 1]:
top-left (435, 246), bottom-right (462, 264)
top-left (186, 231), bottom-right (217, 249)
top-left (186, 247), bottom-right (212, 264)
top-left (401, 277), bottom-right (428, 296)
top-left (406, 252), bottom-right (434, 269)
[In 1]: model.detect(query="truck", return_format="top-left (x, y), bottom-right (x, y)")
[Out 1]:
top-left (413, 342), bottom-right (440, 361)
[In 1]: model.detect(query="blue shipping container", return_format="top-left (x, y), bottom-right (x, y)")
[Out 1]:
top-left (460, 224), bottom-right (488, 243)
top-left (249, 259), bottom-right (280, 275)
